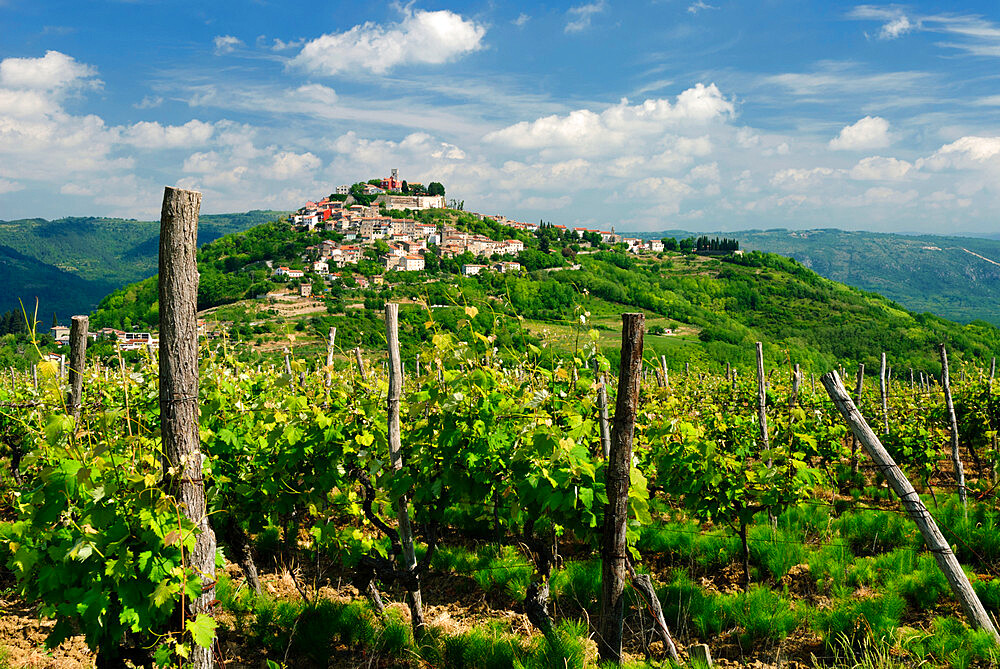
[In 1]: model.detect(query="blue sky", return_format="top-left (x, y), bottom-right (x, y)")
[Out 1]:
top-left (3, 1), bottom-right (1000, 234)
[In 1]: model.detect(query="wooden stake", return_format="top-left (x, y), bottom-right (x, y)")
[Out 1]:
top-left (940, 344), bottom-right (967, 508)
top-left (67, 315), bottom-right (88, 421)
top-left (790, 363), bottom-right (801, 407)
top-left (594, 359), bottom-right (611, 460)
top-left (158, 186), bottom-right (216, 669)
top-left (385, 304), bottom-right (425, 635)
top-left (599, 313), bottom-right (644, 665)
top-left (880, 352), bottom-right (889, 435)
top-left (822, 370), bottom-right (997, 641)
top-left (325, 326), bottom-right (336, 386)
top-left (755, 342), bottom-right (770, 464)
top-left (354, 347), bottom-right (367, 382)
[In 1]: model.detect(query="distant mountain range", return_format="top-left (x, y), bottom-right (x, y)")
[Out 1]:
top-left (0, 211), bottom-right (286, 323)
top-left (635, 228), bottom-right (1000, 327)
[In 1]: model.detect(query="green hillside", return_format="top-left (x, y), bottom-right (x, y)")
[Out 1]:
top-left (89, 214), bottom-right (1000, 377)
top-left (636, 228), bottom-right (1000, 327)
top-left (0, 210), bottom-right (287, 320)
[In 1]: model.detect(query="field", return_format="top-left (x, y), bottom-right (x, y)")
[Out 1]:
top-left (2, 313), bottom-right (1000, 668)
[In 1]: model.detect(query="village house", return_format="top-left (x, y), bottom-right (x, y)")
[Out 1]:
top-left (398, 255), bottom-right (425, 271)
top-left (495, 261), bottom-right (521, 273)
top-left (461, 264), bottom-right (486, 276)
top-left (274, 266), bottom-right (304, 279)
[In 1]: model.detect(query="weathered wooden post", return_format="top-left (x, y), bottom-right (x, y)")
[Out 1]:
top-left (940, 344), bottom-right (967, 509)
top-left (386, 303), bottom-right (425, 636)
top-left (599, 313), bottom-right (644, 665)
top-left (67, 315), bottom-right (88, 421)
top-left (822, 370), bottom-right (998, 642)
top-left (158, 186), bottom-right (216, 669)
top-left (755, 343), bottom-right (770, 464)
top-left (325, 326), bottom-right (336, 387)
top-left (852, 363), bottom-right (865, 473)
top-left (880, 352), bottom-right (889, 435)
top-left (354, 346), bottom-right (367, 382)
top-left (283, 347), bottom-right (292, 375)
top-left (790, 363), bottom-right (801, 407)
top-left (593, 359), bottom-right (611, 460)
top-left (31, 364), bottom-right (37, 390)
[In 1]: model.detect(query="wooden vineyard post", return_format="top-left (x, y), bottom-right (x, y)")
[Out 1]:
top-left (990, 357), bottom-right (997, 480)
top-left (880, 353), bottom-right (889, 435)
top-left (790, 363), bottom-right (801, 407)
top-left (354, 346), bottom-right (367, 382)
top-left (910, 368), bottom-right (915, 394)
top-left (755, 343), bottom-right (770, 465)
top-left (158, 186), bottom-right (216, 669)
top-left (67, 315), bottom-right (88, 421)
top-left (821, 371), bottom-right (999, 642)
top-left (385, 303), bottom-right (425, 636)
top-left (852, 364), bottom-right (864, 474)
top-left (325, 326), bottom-right (336, 387)
top-left (940, 344), bottom-right (967, 508)
top-left (661, 355), bottom-right (669, 387)
top-left (599, 313), bottom-right (644, 665)
top-left (283, 347), bottom-right (292, 375)
top-left (594, 359), bottom-right (612, 460)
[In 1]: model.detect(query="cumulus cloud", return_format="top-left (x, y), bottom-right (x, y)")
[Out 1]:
top-left (565, 1), bottom-right (606, 34)
top-left (920, 136), bottom-right (1000, 169)
top-left (770, 167), bottom-right (837, 189)
top-left (292, 9), bottom-right (486, 76)
top-left (0, 50), bottom-right (98, 91)
top-left (214, 35), bottom-right (244, 55)
top-left (483, 84), bottom-right (733, 153)
top-left (268, 151), bottom-right (322, 180)
top-left (122, 120), bottom-right (216, 149)
top-left (849, 156), bottom-right (912, 181)
top-left (829, 116), bottom-right (891, 150)
top-left (512, 13), bottom-right (530, 27)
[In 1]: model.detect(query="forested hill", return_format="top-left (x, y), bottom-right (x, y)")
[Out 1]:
top-left (88, 213), bottom-right (1000, 376)
top-left (0, 210), bottom-right (286, 322)
top-left (636, 228), bottom-right (1000, 327)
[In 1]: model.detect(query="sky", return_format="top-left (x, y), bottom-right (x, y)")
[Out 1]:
top-left (3, 1), bottom-right (1000, 234)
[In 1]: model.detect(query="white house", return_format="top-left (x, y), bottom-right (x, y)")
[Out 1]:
top-left (461, 264), bottom-right (486, 276)
top-left (398, 255), bottom-right (425, 271)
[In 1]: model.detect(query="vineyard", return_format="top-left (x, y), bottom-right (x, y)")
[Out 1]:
top-left (3, 303), bottom-right (1000, 668)
top-left (2, 190), bottom-right (1000, 669)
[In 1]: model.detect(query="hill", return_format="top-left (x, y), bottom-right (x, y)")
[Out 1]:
top-left (0, 210), bottom-right (287, 322)
top-left (87, 213), bottom-right (1000, 377)
top-left (635, 228), bottom-right (1000, 327)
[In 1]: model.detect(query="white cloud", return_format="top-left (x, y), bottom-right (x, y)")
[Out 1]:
top-left (862, 186), bottom-right (918, 205)
top-left (483, 84), bottom-right (733, 153)
top-left (0, 178), bottom-right (24, 194)
top-left (919, 136), bottom-right (1000, 170)
top-left (292, 9), bottom-right (486, 76)
top-left (294, 83), bottom-right (338, 105)
top-left (849, 156), bottom-right (912, 181)
top-left (122, 120), bottom-right (216, 149)
top-left (214, 35), bottom-right (244, 55)
top-left (0, 50), bottom-right (98, 91)
top-left (829, 116), bottom-right (890, 150)
top-left (512, 13), bottom-right (530, 28)
top-left (134, 95), bottom-right (163, 109)
top-left (879, 15), bottom-right (914, 39)
top-left (565, 1), bottom-right (606, 34)
top-left (687, 1), bottom-right (718, 15)
top-left (770, 167), bottom-right (837, 189)
top-left (268, 151), bottom-right (322, 180)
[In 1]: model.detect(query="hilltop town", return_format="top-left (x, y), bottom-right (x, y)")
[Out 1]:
top-left (285, 170), bottom-right (681, 284)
